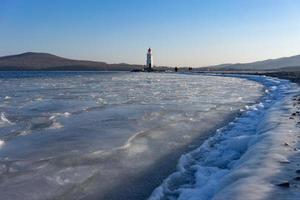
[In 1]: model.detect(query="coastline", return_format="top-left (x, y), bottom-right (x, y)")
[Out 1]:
top-left (149, 74), bottom-right (300, 200)
top-left (259, 71), bottom-right (300, 84)
top-left (198, 70), bottom-right (300, 84)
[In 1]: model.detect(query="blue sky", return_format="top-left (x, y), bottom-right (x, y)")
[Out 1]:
top-left (1, 0), bottom-right (300, 66)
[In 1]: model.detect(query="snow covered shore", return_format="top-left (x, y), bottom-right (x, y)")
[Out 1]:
top-left (149, 75), bottom-right (300, 200)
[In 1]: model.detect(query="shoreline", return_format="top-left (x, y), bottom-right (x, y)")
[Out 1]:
top-left (149, 74), bottom-right (300, 199)
top-left (197, 70), bottom-right (300, 84)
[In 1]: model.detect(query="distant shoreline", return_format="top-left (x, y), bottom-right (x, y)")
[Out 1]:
top-left (200, 70), bottom-right (300, 84)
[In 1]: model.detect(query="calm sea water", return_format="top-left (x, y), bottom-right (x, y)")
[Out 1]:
top-left (0, 72), bottom-right (264, 200)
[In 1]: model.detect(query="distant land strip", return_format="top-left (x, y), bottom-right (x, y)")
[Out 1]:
top-left (1, 52), bottom-right (300, 71)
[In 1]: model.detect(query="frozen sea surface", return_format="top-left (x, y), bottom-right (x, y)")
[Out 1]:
top-left (0, 72), bottom-right (264, 200)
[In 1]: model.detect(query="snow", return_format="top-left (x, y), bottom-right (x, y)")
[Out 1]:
top-left (149, 75), bottom-right (300, 200)
top-left (213, 95), bottom-right (299, 200)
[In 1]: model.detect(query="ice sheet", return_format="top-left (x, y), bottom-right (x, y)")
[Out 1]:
top-left (0, 72), bottom-right (265, 199)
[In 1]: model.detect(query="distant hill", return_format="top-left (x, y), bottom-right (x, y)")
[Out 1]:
top-left (202, 54), bottom-right (300, 71)
top-left (0, 52), bottom-right (142, 71)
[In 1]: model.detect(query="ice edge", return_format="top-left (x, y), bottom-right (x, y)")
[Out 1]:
top-left (149, 75), bottom-right (300, 200)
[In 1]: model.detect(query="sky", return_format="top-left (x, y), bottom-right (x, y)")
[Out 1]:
top-left (1, 0), bottom-right (300, 67)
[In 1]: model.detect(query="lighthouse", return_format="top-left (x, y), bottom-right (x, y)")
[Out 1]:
top-left (146, 48), bottom-right (153, 71)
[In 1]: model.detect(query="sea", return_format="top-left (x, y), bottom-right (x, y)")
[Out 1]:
top-left (0, 71), bottom-right (265, 200)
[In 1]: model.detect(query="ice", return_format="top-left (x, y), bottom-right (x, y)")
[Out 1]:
top-left (0, 140), bottom-right (4, 147)
top-left (0, 112), bottom-right (13, 127)
top-left (149, 76), bottom-right (300, 200)
top-left (0, 72), bottom-right (270, 199)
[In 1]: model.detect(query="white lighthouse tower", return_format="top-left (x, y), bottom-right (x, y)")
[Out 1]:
top-left (146, 48), bottom-right (153, 71)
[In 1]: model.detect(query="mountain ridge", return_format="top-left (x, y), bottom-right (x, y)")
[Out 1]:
top-left (0, 52), bottom-right (142, 71)
top-left (203, 54), bottom-right (300, 71)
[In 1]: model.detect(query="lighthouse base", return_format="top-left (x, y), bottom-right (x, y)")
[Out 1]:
top-left (144, 67), bottom-right (154, 72)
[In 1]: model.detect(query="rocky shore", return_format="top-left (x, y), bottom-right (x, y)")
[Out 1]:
top-left (265, 73), bottom-right (300, 198)
top-left (261, 71), bottom-right (300, 84)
